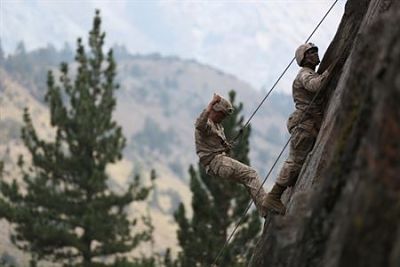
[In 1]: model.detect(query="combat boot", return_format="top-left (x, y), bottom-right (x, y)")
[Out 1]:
top-left (263, 183), bottom-right (287, 215)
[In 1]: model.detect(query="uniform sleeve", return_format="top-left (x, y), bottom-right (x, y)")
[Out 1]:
top-left (300, 70), bottom-right (329, 93)
top-left (195, 109), bottom-right (212, 134)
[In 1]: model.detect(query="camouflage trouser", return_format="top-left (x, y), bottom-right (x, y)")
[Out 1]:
top-left (207, 154), bottom-right (268, 217)
top-left (276, 128), bottom-right (316, 187)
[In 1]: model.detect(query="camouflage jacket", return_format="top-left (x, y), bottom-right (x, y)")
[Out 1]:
top-left (195, 109), bottom-right (231, 168)
top-left (287, 67), bottom-right (329, 133)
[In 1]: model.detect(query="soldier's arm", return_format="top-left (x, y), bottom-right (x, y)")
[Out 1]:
top-left (301, 70), bottom-right (329, 93)
top-left (195, 109), bottom-right (211, 133)
top-left (195, 94), bottom-right (222, 133)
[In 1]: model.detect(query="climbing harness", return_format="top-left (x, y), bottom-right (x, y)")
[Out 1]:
top-left (212, 0), bottom-right (340, 266)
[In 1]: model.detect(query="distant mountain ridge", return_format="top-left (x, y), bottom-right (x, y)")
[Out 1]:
top-left (0, 44), bottom-right (292, 264)
top-left (1, 43), bottom-right (293, 181)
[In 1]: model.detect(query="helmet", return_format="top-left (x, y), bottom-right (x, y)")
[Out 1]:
top-left (213, 97), bottom-right (234, 115)
top-left (295, 43), bottom-right (318, 66)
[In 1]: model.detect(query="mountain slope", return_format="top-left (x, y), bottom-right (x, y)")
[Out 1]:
top-left (0, 50), bottom-right (292, 264)
top-left (1, 49), bottom-right (292, 182)
top-left (112, 54), bottom-right (291, 180)
top-left (250, 0), bottom-right (400, 266)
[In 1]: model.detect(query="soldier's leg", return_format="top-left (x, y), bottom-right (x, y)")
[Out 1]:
top-left (209, 154), bottom-right (268, 217)
top-left (290, 128), bottom-right (316, 179)
top-left (276, 128), bottom-right (316, 187)
top-left (265, 128), bottom-right (316, 214)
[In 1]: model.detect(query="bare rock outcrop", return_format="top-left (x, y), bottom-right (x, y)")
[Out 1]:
top-left (250, 0), bottom-right (400, 266)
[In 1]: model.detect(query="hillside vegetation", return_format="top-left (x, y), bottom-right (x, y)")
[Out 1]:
top-left (0, 42), bottom-right (292, 264)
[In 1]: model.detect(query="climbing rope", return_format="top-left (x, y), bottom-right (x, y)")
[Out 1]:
top-left (232, 0), bottom-right (340, 143)
top-left (213, 0), bottom-right (340, 266)
top-left (214, 87), bottom-right (324, 267)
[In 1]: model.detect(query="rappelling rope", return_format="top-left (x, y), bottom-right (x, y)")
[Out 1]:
top-left (232, 0), bottom-right (340, 144)
top-left (213, 0), bottom-right (340, 266)
top-left (214, 87), bottom-right (323, 267)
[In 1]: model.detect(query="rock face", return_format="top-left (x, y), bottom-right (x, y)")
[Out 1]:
top-left (250, 0), bottom-right (400, 266)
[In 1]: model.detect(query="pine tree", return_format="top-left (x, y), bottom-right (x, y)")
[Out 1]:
top-left (174, 91), bottom-right (262, 267)
top-left (0, 38), bottom-right (5, 66)
top-left (15, 41), bottom-right (26, 55)
top-left (0, 10), bottom-right (152, 267)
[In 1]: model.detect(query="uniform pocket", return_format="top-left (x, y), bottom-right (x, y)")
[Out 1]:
top-left (217, 165), bottom-right (235, 178)
top-left (213, 156), bottom-right (235, 178)
top-left (287, 110), bottom-right (302, 133)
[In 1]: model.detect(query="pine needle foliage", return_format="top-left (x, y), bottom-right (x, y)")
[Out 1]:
top-left (0, 10), bottom-right (152, 267)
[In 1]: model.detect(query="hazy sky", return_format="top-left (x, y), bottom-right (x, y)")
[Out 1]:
top-left (1, 0), bottom-right (346, 92)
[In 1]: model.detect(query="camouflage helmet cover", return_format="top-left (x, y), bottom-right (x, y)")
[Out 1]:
top-left (212, 96), bottom-right (234, 115)
top-left (295, 43), bottom-right (318, 66)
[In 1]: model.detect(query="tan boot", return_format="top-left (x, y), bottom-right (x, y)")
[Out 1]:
top-left (264, 183), bottom-right (287, 215)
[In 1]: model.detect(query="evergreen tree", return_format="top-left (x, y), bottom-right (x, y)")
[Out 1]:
top-left (15, 41), bottom-right (26, 55)
top-left (0, 10), bottom-right (152, 267)
top-left (163, 249), bottom-right (177, 267)
top-left (4, 40), bottom-right (32, 79)
top-left (174, 91), bottom-right (262, 267)
top-left (0, 38), bottom-right (5, 66)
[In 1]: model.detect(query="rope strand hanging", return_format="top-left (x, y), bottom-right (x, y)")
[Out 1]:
top-left (213, 0), bottom-right (340, 266)
top-left (232, 0), bottom-right (340, 144)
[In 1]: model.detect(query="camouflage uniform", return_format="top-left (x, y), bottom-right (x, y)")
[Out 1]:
top-left (276, 67), bottom-right (328, 187)
top-left (195, 108), bottom-right (269, 217)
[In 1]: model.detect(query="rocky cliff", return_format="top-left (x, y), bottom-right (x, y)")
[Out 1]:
top-left (250, 0), bottom-right (400, 266)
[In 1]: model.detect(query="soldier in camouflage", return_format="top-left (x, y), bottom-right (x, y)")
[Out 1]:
top-left (264, 43), bottom-right (332, 214)
top-left (195, 94), bottom-right (271, 217)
